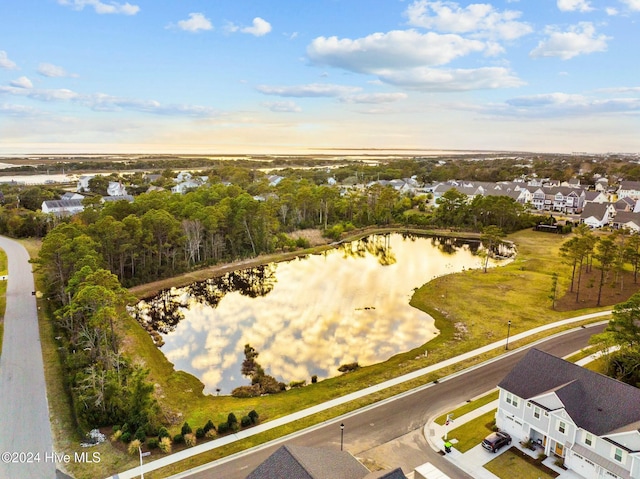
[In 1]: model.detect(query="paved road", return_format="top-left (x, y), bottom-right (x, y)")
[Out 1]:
top-left (168, 323), bottom-right (605, 479)
top-left (0, 236), bottom-right (56, 479)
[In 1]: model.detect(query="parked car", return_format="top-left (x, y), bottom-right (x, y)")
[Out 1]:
top-left (482, 431), bottom-right (511, 452)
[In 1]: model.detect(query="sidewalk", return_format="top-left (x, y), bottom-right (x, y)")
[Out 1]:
top-left (107, 311), bottom-right (611, 479)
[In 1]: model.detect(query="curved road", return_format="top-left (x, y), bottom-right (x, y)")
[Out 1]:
top-left (0, 236), bottom-right (56, 479)
top-left (173, 323), bottom-right (605, 479)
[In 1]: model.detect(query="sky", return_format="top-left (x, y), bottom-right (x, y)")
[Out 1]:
top-left (1, 0), bottom-right (639, 155)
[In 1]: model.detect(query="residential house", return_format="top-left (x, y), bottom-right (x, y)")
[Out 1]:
top-left (76, 174), bottom-right (96, 192)
top-left (610, 211), bottom-right (640, 233)
top-left (584, 191), bottom-right (609, 204)
top-left (595, 178), bottom-right (609, 192)
top-left (61, 192), bottom-right (84, 201)
top-left (618, 181), bottom-right (640, 200)
top-left (245, 444), bottom-right (406, 479)
top-left (529, 187), bottom-right (586, 214)
top-left (615, 197), bottom-right (637, 212)
top-left (41, 199), bottom-right (84, 216)
top-left (580, 203), bottom-right (615, 228)
top-left (267, 175), bottom-right (284, 187)
top-left (496, 348), bottom-right (640, 479)
top-left (107, 181), bottom-right (127, 197)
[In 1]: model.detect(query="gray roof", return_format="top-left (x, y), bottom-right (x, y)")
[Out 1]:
top-left (42, 199), bottom-right (84, 209)
top-left (498, 349), bottom-right (640, 436)
top-left (364, 468), bottom-right (407, 479)
top-left (580, 202), bottom-right (609, 221)
top-left (611, 211), bottom-right (640, 227)
top-left (246, 445), bottom-right (371, 479)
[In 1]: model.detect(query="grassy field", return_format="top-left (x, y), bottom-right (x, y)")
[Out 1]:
top-left (34, 228), bottom-right (624, 478)
top-left (0, 247), bottom-right (7, 357)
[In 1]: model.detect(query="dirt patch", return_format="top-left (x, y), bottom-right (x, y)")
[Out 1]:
top-left (287, 228), bottom-right (327, 246)
top-left (555, 268), bottom-right (640, 311)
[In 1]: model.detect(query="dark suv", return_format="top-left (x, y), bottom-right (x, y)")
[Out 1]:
top-left (482, 431), bottom-right (512, 452)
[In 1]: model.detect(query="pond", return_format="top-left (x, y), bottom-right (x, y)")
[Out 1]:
top-left (134, 233), bottom-right (510, 394)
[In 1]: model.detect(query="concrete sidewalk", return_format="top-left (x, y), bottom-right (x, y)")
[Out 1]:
top-left (107, 312), bottom-right (611, 479)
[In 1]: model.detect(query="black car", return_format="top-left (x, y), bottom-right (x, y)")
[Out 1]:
top-left (482, 431), bottom-right (512, 452)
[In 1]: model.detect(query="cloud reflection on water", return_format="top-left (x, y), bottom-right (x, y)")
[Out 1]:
top-left (136, 234), bottom-right (501, 394)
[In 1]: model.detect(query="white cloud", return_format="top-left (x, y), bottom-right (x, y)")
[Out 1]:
top-left (557, 0), bottom-right (594, 12)
top-left (262, 101), bottom-right (302, 113)
top-left (620, 0), bottom-right (640, 11)
top-left (0, 51), bottom-right (18, 70)
top-left (378, 66), bottom-right (524, 91)
top-left (242, 17), bottom-right (272, 37)
top-left (405, 0), bottom-right (532, 40)
top-left (530, 22), bottom-right (610, 60)
top-left (176, 13), bottom-right (213, 33)
top-left (606, 7), bottom-right (619, 15)
top-left (340, 92), bottom-right (408, 104)
top-left (308, 30), bottom-right (486, 73)
top-left (256, 83), bottom-right (362, 98)
top-left (10, 77), bottom-right (33, 89)
top-left (38, 63), bottom-right (77, 78)
top-left (57, 0), bottom-right (139, 15)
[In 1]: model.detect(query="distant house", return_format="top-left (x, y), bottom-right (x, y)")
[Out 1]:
top-left (618, 181), bottom-right (640, 200)
top-left (580, 203), bottom-right (615, 228)
top-left (246, 444), bottom-right (406, 479)
top-left (61, 192), bottom-right (84, 201)
top-left (267, 175), bottom-right (284, 187)
top-left (101, 195), bottom-right (134, 204)
top-left (584, 191), bottom-right (609, 204)
top-left (76, 174), bottom-right (96, 192)
top-left (496, 349), bottom-right (640, 479)
top-left (615, 197), bottom-right (637, 212)
top-left (107, 181), bottom-right (127, 197)
top-left (610, 211), bottom-right (640, 232)
top-left (41, 199), bottom-right (84, 216)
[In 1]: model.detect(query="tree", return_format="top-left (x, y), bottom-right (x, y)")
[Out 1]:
top-left (480, 225), bottom-right (506, 273)
top-left (594, 237), bottom-right (616, 306)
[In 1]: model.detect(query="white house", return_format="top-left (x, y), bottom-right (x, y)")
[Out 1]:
top-left (496, 349), bottom-right (640, 479)
top-left (107, 181), bottom-right (127, 197)
top-left (76, 174), bottom-right (96, 192)
top-left (580, 203), bottom-right (615, 228)
top-left (41, 199), bottom-right (84, 216)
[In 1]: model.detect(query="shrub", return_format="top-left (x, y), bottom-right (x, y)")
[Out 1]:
top-left (248, 410), bottom-right (259, 425)
top-left (158, 437), bottom-right (172, 454)
top-left (217, 422), bottom-right (230, 435)
top-left (147, 438), bottom-right (159, 449)
top-left (120, 432), bottom-right (132, 443)
top-left (173, 433), bottom-right (184, 444)
top-left (295, 237), bottom-right (310, 248)
top-left (338, 362), bottom-right (360, 373)
top-left (128, 439), bottom-right (141, 456)
top-left (181, 422), bottom-right (192, 436)
top-left (112, 425), bottom-right (121, 432)
top-left (121, 423), bottom-right (130, 433)
top-left (203, 420), bottom-right (215, 433)
top-left (110, 430), bottom-right (122, 442)
top-left (231, 385), bottom-right (261, 398)
top-left (134, 427), bottom-right (146, 443)
top-left (184, 433), bottom-right (196, 447)
top-left (289, 380), bottom-right (306, 389)
top-left (195, 428), bottom-right (205, 439)
top-left (227, 413), bottom-right (238, 426)
top-left (205, 428), bottom-right (217, 439)
top-left (311, 375), bottom-right (318, 384)
top-left (241, 416), bottom-right (252, 428)
top-left (157, 427), bottom-right (170, 439)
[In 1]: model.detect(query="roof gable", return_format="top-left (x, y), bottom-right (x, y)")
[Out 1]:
top-left (498, 349), bottom-right (640, 436)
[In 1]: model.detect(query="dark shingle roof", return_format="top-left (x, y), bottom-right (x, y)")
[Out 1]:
top-left (498, 349), bottom-right (640, 436)
top-left (246, 445), bottom-right (371, 479)
top-left (364, 468), bottom-right (407, 479)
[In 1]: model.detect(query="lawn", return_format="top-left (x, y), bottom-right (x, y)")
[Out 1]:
top-left (446, 409), bottom-right (496, 453)
top-left (434, 390), bottom-right (499, 426)
top-left (484, 448), bottom-right (559, 479)
top-left (38, 228), bottom-right (624, 478)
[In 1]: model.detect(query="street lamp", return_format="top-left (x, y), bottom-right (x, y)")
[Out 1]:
top-left (340, 423), bottom-right (345, 451)
top-left (505, 320), bottom-right (512, 350)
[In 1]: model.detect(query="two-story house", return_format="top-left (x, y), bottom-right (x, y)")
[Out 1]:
top-left (496, 348), bottom-right (640, 479)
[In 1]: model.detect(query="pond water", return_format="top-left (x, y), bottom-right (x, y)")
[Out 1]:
top-left (134, 233), bottom-right (509, 394)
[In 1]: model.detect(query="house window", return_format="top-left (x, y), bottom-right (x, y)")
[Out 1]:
top-left (584, 432), bottom-right (593, 447)
top-left (527, 402), bottom-right (531, 408)
top-left (558, 421), bottom-right (566, 434)
top-left (613, 448), bottom-right (623, 463)
top-left (505, 392), bottom-right (518, 407)
top-left (534, 407), bottom-right (541, 419)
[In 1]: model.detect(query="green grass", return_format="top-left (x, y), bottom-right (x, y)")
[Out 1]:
top-left (484, 448), bottom-right (559, 479)
top-left (446, 409), bottom-right (497, 453)
top-left (434, 390), bottom-right (499, 425)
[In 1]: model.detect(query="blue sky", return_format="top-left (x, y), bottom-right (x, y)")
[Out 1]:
top-left (1, 0), bottom-right (639, 154)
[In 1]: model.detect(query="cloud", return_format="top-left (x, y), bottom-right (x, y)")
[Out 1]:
top-left (262, 101), bottom-right (302, 113)
top-left (256, 83), bottom-right (362, 98)
top-left (0, 84), bottom-right (218, 117)
top-left (242, 17), bottom-right (272, 37)
top-left (405, 0), bottom-right (532, 40)
top-left (57, 0), bottom-right (139, 15)
top-left (340, 92), bottom-right (408, 104)
top-left (378, 66), bottom-right (525, 91)
top-left (175, 13), bottom-right (213, 33)
top-left (557, 0), bottom-right (594, 12)
top-left (0, 51), bottom-right (18, 70)
top-left (10, 77), bottom-right (33, 89)
top-left (307, 30), bottom-right (486, 73)
top-left (530, 22), bottom-right (610, 60)
top-left (38, 63), bottom-right (77, 78)
top-left (620, 0), bottom-right (640, 11)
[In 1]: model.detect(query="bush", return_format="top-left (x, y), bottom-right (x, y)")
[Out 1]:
top-left (289, 380), bottom-right (306, 388)
top-left (227, 413), bottom-right (238, 426)
top-left (217, 422), bottom-right (230, 435)
top-left (338, 362), bottom-right (360, 373)
top-left (159, 437), bottom-right (172, 454)
top-left (128, 439), bottom-right (141, 456)
top-left (134, 427), bottom-right (146, 443)
top-left (195, 428), bottom-right (205, 439)
top-left (241, 416), bottom-right (252, 428)
top-left (324, 224), bottom-right (344, 241)
top-left (147, 438), bottom-right (159, 449)
top-left (121, 423), bottom-right (130, 433)
top-left (203, 420), bottom-right (216, 433)
top-left (110, 430), bottom-right (122, 442)
top-left (181, 422), bottom-right (192, 436)
top-left (184, 433), bottom-right (196, 447)
top-left (120, 432), bottom-right (132, 443)
top-left (157, 427), bottom-right (170, 439)
top-left (248, 410), bottom-right (259, 425)
top-left (311, 375), bottom-right (318, 384)
top-left (205, 428), bottom-right (217, 439)
top-left (231, 385), bottom-right (261, 398)
top-left (173, 433), bottom-right (184, 444)
top-left (112, 425), bottom-right (121, 432)
top-left (295, 237), bottom-right (310, 248)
